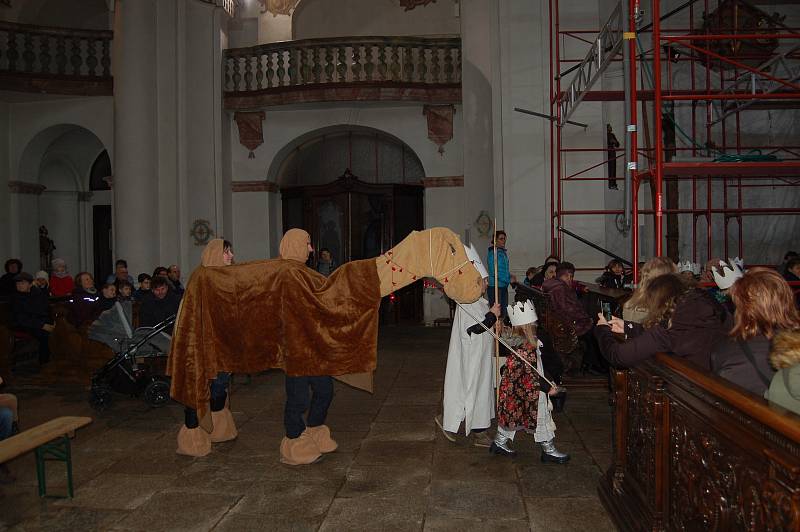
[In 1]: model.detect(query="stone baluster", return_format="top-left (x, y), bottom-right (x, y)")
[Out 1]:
top-left (430, 46), bottom-right (440, 83)
top-left (86, 38), bottom-right (98, 76)
top-left (55, 35), bottom-right (67, 75)
top-left (232, 54), bottom-right (241, 91)
top-left (453, 45), bottom-right (461, 83)
top-left (417, 46), bottom-right (428, 83)
top-left (324, 45), bottom-right (334, 83)
top-left (244, 53), bottom-right (254, 90)
top-left (255, 52), bottom-right (264, 89)
top-left (312, 47), bottom-right (322, 83)
top-left (336, 46), bottom-right (347, 82)
top-left (70, 36), bottom-right (82, 75)
top-left (297, 46), bottom-right (307, 84)
top-left (444, 44), bottom-right (454, 83)
top-left (390, 45), bottom-right (401, 81)
top-left (101, 37), bottom-right (110, 77)
top-left (224, 57), bottom-right (232, 90)
top-left (39, 35), bottom-right (52, 74)
top-left (403, 45), bottom-right (414, 82)
top-left (265, 51), bottom-right (275, 88)
top-left (277, 50), bottom-right (287, 86)
top-left (7, 30), bottom-right (18, 72)
top-left (377, 43), bottom-right (387, 81)
top-left (22, 32), bottom-right (34, 72)
top-left (364, 45), bottom-right (375, 81)
top-left (352, 44), bottom-right (362, 82)
top-left (288, 48), bottom-right (297, 85)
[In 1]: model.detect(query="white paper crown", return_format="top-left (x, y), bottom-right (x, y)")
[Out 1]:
top-left (728, 256), bottom-right (744, 270)
top-left (464, 243), bottom-right (488, 278)
top-left (678, 260), bottom-right (701, 276)
top-left (712, 259), bottom-right (744, 290)
top-left (507, 300), bottom-right (538, 327)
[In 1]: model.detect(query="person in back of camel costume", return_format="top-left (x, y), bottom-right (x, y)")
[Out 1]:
top-left (176, 238), bottom-right (238, 456)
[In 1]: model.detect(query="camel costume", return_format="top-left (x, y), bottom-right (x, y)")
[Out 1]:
top-left (167, 227), bottom-right (483, 461)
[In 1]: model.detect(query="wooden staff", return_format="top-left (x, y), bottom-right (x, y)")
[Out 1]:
top-left (493, 220), bottom-right (500, 405)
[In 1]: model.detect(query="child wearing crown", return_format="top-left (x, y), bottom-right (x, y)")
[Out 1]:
top-left (490, 300), bottom-right (570, 463)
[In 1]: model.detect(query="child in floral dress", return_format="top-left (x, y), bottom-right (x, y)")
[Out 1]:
top-left (490, 301), bottom-right (570, 463)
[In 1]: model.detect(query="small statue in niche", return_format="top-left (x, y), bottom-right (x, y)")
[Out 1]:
top-left (39, 225), bottom-right (56, 272)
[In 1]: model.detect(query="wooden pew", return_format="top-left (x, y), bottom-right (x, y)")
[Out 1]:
top-left (599, 354), bottom-right (800, 531)
top-left (0, 416), bottom-right (93, 498)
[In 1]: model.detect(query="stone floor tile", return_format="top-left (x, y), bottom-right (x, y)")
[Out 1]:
top-left (212, 513), bottom-right (323, 532)
top-left (518, 465), bottom-right (601, 499)
top-left (320, 494), bottom-right (426, 532)
top-left (383, 387), bottom-right (442, 406)
top-left (353, 441), bottom-right (434, 468)
top-left (431, 448), bottom-right (517, 482)
top-left (365, 422), bottom-right (435, 442)
top-left (7, 507), bottom-right (130, 532)
top-left (423, 516), bottom-right (530, 531)
top-left (53, 474), bottom-right (173, 510)
top-left (375, 404), bottom-right (439, 423)
top-left (337, 464), bottom-right (430, 499)
top-left (429, 480), bottom-right (526, 519)
top-left (230, 481), bottom-right (338, 517)
top-left (525, 496), bottom-right (616, 532)
top-left (109, 490), bottom-right (240, 532)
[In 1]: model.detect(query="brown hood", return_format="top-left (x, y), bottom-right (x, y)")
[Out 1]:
top-left (770, 329), bottom-right (800, 369)
top-left (200, 239), bottom-right (226, 267)
top-left (279, 229), bottom-right (310, 263)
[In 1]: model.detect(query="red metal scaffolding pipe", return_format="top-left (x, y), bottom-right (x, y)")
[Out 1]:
top-left (653, 0), bottom-right (664, 257)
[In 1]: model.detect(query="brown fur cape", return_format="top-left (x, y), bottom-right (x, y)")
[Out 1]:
top-left (167, 258), bottom-right (381, 416)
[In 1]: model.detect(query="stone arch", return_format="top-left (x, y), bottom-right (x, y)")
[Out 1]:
top-left (267, 124), bottom-right (426, 187)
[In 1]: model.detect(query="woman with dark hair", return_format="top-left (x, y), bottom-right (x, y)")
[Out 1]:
top-left (596, 259), bottom-right (626, 289)
top-left (0, 259), bottom-right (23, 298)
top-left (529, 261), bottom-right (559, 288)
top-left (711, 268), bottom-right (800, 396)
top-left (595, 273), bottom-right (730, 370)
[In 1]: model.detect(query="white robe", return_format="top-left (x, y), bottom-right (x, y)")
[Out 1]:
top-left (442, 298), bottom-right (495, 434)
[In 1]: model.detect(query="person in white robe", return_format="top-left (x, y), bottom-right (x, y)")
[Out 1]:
top-left (435, 244), bottom-right (499, 448)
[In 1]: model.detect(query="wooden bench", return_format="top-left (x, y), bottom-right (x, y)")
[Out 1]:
top-left (0, 415), bottom-right (92, 498)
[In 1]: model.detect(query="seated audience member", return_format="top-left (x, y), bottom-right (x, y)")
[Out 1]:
top-left (0, 259), bottom-right (22, 299)
top-left (529, 261), bottom-right (558, 287)
top-left (316, 248), bottom-right (336, 276)
top-left (709, 260), bottom-right (743, 314)
top-left (152, 266), bottom-right (177, 292)
top-left (34, 271), bottom-right (49, 293)
top-left (623, 256), bottom-right (677, 323)
top-left (11, 272), bottom-right (54, 364)
top-left (49, 258), bottom-right (74, 297)
top-left (117, 280), bottom-right (134, 302)
top-left (69, 272), bottom-right (100, 328)
top-left (134, 273), bottom-right (152, 301)
top-left (96, 283), bottom-right (117, 314)
top-left (0, 376), bottom-right (16, 483)
top-left (139, 277), bottom-right (180, 331)
top-left (107, 259), bottom-right (135, 287)
top-left (767, 330), bottom-right (800, 415)
top-left (712, 268), bottom-right (798, 396)
top-left (700, 258), bottom-right (723, 284)
top-left (784, 257), bottom-right (800, 283)
top-left (595, 273), bottom-right (730, 371)
top-left (167, 264), bottom-right (184, 296)
top-left (543, 262), bottom-right (605, 374)
top-left (523, 266), bottom-right (538, 287)
top-left (781, 251), bottom-right (798, 277)
top-left (596, 259), bottom-right (626, 289)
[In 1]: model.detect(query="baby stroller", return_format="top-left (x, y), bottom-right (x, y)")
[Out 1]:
top-left (87, 301), bottom-right (174, 411)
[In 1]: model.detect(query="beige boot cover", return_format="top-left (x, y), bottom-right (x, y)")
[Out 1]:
top-left (279, 432), bottom-right (322, 465)
top-left (304, 425), bottom-right (338, 453)
top-left (176, 425), bottom-right (212, 457)
top-left (210, 407), bottom-right (238, 443)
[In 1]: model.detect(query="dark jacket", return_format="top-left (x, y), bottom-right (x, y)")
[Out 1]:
top-left (139, 291), bottom-right (180, 331)
top-left (594, 289), bottom-right (730, 370)
top-left (133, 288), bottom-right (150, 302)
top-left (597, 271), bottom-right (625, 289)
top-left (711, 334), bottom-right (775, 396)
top-left (69, 287), bottom-right (100, 328)
top-left (542, 278), bottom-right (592, 336)
top-left (0, 273), bottom-right (17, 300)
top-left (11, 287), bottom-right (51, 330)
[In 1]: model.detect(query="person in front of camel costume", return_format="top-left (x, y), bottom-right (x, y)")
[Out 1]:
top-left (435, 244), bottom-right (501, 447)
top-left (491, 300), bottom-right (570, 463)
top-left (176, 238), bottom-right (238, 456)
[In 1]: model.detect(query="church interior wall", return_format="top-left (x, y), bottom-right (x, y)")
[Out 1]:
top-left (0, 102), bottom-right (9, 264)
top-left (424, 185), bottom-right (465, 323)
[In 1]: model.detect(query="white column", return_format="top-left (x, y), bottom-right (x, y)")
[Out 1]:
top-left (113, 0), bottom-right (159, 276)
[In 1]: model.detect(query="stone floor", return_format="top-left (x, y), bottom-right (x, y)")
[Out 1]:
top-left (0, 326), bottom-right (617, 531)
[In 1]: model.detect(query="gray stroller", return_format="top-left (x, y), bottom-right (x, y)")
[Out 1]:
top-left (87, 301), bottom-right (174, 411)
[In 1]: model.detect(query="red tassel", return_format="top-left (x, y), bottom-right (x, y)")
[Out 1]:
top-left (458, 269), bottom-right (462, 274)
top-left (399, 268), bottom-right (403, 272)
top-left (391, 266), bottom-right (396, 271)
top-left (444, 277), bottom-right (449, 283)
top-left (411, 275), bottom-right (417, 280)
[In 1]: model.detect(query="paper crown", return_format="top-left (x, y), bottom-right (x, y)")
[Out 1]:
top-left (712, 259), bottom-right (744, 290)
top-left (678, 260), bottom-right (701, 276)
top-left (463, 243), bottom-right (488, 278)
top-left (507, 300), bottom-right (538, 327)
top-left (728, 256), bottom-right (744, 270)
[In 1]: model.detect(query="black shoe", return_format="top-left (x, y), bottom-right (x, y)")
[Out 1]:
top-left (489, 441), bottom-right (517, 457)
top-left (540, 450), bottom-right (571, 464)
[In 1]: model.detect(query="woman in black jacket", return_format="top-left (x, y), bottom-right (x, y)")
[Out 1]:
top-left (595, 273), bottom-right (730, 371)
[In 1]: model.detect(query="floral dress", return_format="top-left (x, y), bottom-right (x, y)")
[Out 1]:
top-left (496, 341), bottom-right (541, 431)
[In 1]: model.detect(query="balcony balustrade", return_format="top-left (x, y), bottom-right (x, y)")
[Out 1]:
top-left (224, 36), bottom-right (461, 108)
top-left (0, 21), bottom-right (113, 96)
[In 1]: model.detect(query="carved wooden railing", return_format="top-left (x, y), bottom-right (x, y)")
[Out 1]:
top-left (0, 21), bottom-right (113, 95)
top-left (600, 353), bottom-right (800, 531)
top-left (224, 36), bottom-right (461, 107)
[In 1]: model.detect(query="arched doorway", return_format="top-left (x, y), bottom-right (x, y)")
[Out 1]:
top-left (16, 125), bottom-right (110, 278)
top-left (274, 126), bottom-right (426, 321)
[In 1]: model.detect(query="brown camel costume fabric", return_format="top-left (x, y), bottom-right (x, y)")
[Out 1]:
top-left (201, 239), bottom-right (226, 267)
top-left (167, 257), bottom-right (381, 418)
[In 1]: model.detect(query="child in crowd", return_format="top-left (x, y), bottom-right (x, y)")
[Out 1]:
top-left (523, 267), bottom-right (538, 287)
top-left (134, 274), bottom-right (151, 301)
top-left (97, 282), bottom-right (117, 313)
top-left (34, 271), bottom-right (49, 293)
top-left (117, 280), bottom-right (134, 302)
top-left (597, 259), bottom-right (626, 289)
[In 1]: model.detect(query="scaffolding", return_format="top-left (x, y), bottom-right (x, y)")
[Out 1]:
top-left (549, 0), bottom-right (800, 281)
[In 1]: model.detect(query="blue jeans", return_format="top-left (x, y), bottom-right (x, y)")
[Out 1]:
top-left (0, 407), bottom-right (12, 441)
top-left (284, 376), bottom-right (333, 439)
top-left (487, 285), bottom-right (509, 317)
top-left (184, 372), bottom-right (231, 427)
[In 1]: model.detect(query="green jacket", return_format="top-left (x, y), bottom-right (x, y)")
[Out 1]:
top-left (767, 365), bottom-right (800, 415)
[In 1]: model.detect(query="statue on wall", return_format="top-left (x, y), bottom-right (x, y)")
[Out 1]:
top-left (39, 225), bottom-right (56, 272)
top-left (259, 0), bottom-right (300, 16)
